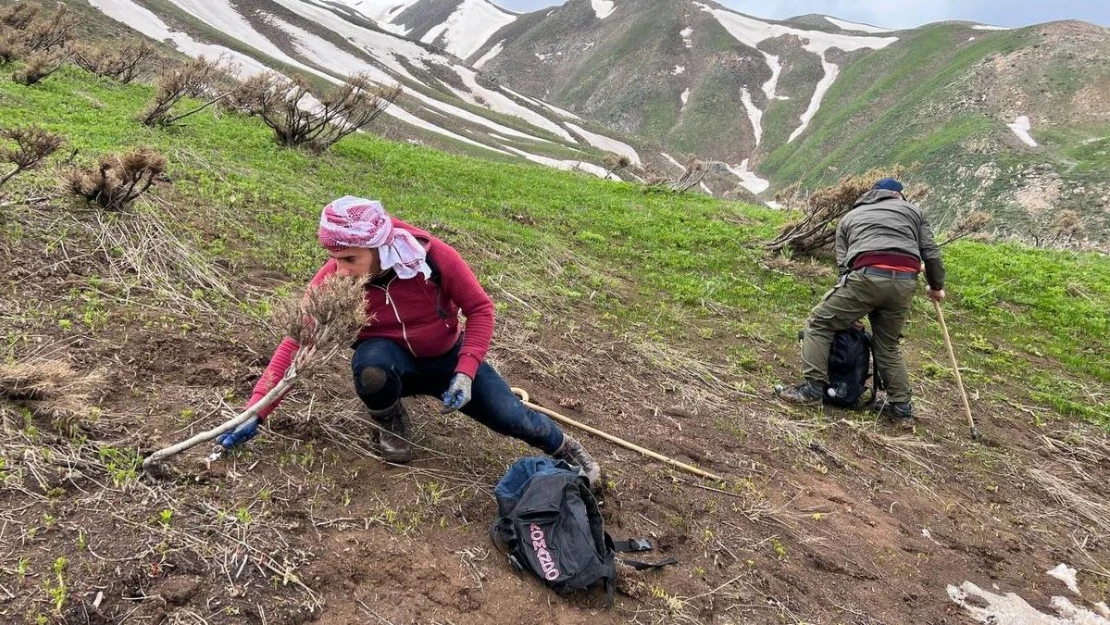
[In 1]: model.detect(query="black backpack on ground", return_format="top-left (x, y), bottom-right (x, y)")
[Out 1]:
top-left (490, 457), bottom-right (674, 605)
top-left (825, 326), bottom-right (875, 408)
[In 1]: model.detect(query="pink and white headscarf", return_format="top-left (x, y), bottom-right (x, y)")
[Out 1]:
top-left (318, 196), bottom-right (432, 280)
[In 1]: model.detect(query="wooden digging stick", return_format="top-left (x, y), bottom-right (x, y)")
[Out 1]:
top-left (511, 388), bottom-right (724, 482)
top-left (933, 300), bottom-right (980, 440)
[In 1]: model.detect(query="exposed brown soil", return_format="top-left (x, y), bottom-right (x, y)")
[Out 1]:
top-left (1, 201), bottom-right (1108, 625)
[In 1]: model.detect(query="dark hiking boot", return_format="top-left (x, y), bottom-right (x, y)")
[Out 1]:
top-left (773, 381), bottom-right (824, 405)
top-left (368, 401), bottom-right (414, 463)
top-left (553, 435), bottom-right (601, 487)
top-left (873, 400), bottom-right (914, 430)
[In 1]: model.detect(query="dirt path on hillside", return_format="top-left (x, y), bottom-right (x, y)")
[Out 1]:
top-left (2, 205), bottom-right (1108, 625)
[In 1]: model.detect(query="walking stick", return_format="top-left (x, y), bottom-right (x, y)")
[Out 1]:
top-left (932, 300), bottom-right (980, 440)
top-left (511, 388), bottom-right (724, 482)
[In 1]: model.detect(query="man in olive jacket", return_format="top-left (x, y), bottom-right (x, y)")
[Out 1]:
top-left (775, 178), bottom-right (946, 427)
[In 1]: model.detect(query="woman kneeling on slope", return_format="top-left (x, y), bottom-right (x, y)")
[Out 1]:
top-left (220, 197), bottom-right (600, 484)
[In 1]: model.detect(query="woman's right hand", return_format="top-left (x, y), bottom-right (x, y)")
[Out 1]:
top-left (219, 417), bottom-right (260, 450)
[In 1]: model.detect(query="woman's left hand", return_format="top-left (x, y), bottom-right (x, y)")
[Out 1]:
top-left (442, 373), bottom-right (473, 412)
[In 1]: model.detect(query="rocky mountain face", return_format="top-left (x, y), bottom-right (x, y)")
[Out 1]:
top-left (87, 0), bottom-right (1110, 239)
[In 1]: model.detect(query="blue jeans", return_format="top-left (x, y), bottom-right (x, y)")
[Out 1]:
top-left (351, 338), bottom-right (565, 453)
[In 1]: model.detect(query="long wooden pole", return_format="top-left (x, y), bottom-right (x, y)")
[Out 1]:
top-left (933, 300), bottom-right (980, 440)
top-left (511, 388), bottom-right (724, 482)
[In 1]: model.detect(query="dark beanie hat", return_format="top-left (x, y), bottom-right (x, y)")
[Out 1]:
top-left (873, 177), bottom-right (904, 192)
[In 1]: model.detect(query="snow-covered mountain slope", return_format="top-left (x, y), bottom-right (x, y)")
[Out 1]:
top-left (83, 0), bottom-right (641, 181)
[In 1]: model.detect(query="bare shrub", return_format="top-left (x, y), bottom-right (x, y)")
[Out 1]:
top-left (0, 4), bottom-right (42, 31)
top-left (229, 72), bottom-right (401, 151)
top-left (602, 152), bottom-right (631, 178)
top-left (63, 146), bottom-right (167, 210)
top-left (766, 165), bottom-right (927, 257)
top-left (941, 210), bottom-right (993, 246)
top-left (10, 48), bottom-right (65, 85)
top-left (141, 56), bottom-right (233, 127)
top-left (21, 3), bottom-right (75, 52)
top-left (0, 124), bottom-right (64, 189)
top-left (0, 358), bottom-right (104, 421)
top-left (72, 40), bottom-right (155, 84)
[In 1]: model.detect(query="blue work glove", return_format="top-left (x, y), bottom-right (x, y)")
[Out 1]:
top-left (219, 417), bottom-right (260, 450)
top-left (441, 373), bottom-right (473, 412)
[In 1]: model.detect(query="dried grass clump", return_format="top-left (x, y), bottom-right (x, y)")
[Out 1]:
top-left (1028, 467), bottom-right (1110, 535)
top-left (141, 56), bottom-right (233, 127)
top-left (72, 40), bottom-right (155, 84)
top-left (0, 358), bottom-right (104, 420)
top-left (63, 146), bottom-right (167, 210)
top-left (766, 165), bottom-right (926, 257)
top-left (0, 124), bottom-right (64, 189)
top-left (228, 72), bottom-right (400, 152)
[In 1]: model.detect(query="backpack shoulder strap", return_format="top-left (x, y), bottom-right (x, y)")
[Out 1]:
top-left (607, 534), bottom-right (678, 571)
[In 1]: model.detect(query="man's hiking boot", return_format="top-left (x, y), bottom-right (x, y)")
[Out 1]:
top-left (368, 401), bottom-right (414, 463)
top-left (873, 400), bottom-right (914, 431)
top-left (554, 435), bottom-right (601, 487)
top-left (773, 381), bottom-right (824, 405)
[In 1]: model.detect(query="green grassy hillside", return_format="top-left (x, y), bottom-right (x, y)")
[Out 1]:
top-left (2, 65), bottom-right (1108, 425)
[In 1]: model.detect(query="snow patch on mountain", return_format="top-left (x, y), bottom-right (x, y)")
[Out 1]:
top-left (566, 123), bottom-right (641, 166)
top-left (728, 158), bottom-right (770, 194)
top-left (740, 87), bottom-right (762, 145)
top-left (660, 152), bottom-right (685, 171)
top-left (1008, 115), bottom-right (1038, 147)
top-left (972, 24), bottom-right (1010, 31)
top-left (680, 26), bottom-right (693, 48)
top-left (504, 147), bottom-right (619, 180)
top-left (824, 16), bottom-right (892, 34)
top-left (501, 86), bottom-right (582, 120)
top-left (699, 7), bottom-right (897, 145)
top-left (335, 0), bottom-right (420, 26)
top-left (421, 0), bottom-right (517, 60)
top-left (450, 66), bottom-right (574, 141)
top-left (85, 0), bottom-right (272, 77)
top-left (591, 0), bottom-right (616, 20)
top-left (473, 40), bottom-right (504, 68)
top-left (681, 88), bottom-right (690, 108)
top-left (788, 53), bottom-right (837, 142)
top-left (673, 65), bottom-right (685, 75)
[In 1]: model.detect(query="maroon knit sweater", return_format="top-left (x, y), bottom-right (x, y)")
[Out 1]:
top-left (247, 219), bottom-right (494, 420)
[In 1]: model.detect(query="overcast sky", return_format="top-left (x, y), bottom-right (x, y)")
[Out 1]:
top-left (496, 0), bottom-right (1110, 29)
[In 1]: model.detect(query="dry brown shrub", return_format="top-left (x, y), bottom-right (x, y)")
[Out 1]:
top-left (229, 72), bottom-right (400, 152)
top-left (141, 56), bottom-right (233, 127)
top-left (0, 4), bottom-right (42, 31)
top-left (766, 165), bottom-right (926, 257)
top-left (71, 40), bottom-right (155, 84)
top-left (0, 123), bottom-right (64, 189)
top-left (0, 28), bottom-right (24, 64)
top-left (20, 3), bottom-right (75, 52)
top-left (941, 210), bottom-right (993, 246)
top-left (10, 48), bottom-right (65, 85)
top-left (0, 358), bottom-right (104, 420)
top-left (602, 152), bottom-right (631, 177)
top-left (63, 146), bottom-right (167, 210)
top-left (272, 274), bottom-right (371, 364)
